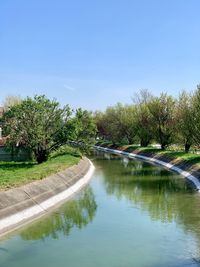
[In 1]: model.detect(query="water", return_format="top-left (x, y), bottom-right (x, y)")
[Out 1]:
top-left (1, 151), bottom-right (200, 267)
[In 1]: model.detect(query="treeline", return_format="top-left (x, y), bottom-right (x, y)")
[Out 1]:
top-left (1, 95), bottom-right (97, 163)
top-left (94, 86), bottom-right (200, 153)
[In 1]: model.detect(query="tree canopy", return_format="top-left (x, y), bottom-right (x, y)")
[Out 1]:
top-left (3, 95), bottom-right (96, 163)
top-left (95, 86), bottom-right (200, 152)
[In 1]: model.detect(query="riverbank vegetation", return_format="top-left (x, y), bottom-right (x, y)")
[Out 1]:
top-left (95, 86), bottom-right (200, 154)
top-left (0, 146), bottom-right (80, 190)
top-left (96, 141), bottom-right (200, 168)
top-left (1, 95), bottom-right (97, 163)
top-left (0, 95), bottom-right (97, 189)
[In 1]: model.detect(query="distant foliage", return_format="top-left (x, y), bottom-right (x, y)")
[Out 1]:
top-left (72, 108), bottom-right (97, 152)
top-left (94, 103), bottom-right (137, 145)
top-left (95, 86), bottom-right (200, 152)
top-left (147, 93), bottom-right (176, 150)
top-left (3, 95), bottom-right (22, 111)
top-left (176, 90), bottom-right (194, 152)
top-left (192, 86), bottom-right (200, 147)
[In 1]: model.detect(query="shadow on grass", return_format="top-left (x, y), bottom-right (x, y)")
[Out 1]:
top-left (122, 145), bottom-right (141, 152)
top-left (122, 146), bottom-right (161, 154)
top-left (0, 162), bottom-right (37, 170)
top-left (50, 152), bottom-right (81, 159)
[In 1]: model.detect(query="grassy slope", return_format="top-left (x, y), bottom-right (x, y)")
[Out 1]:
top-left (129, 146), bottom-right (200, 164)
top-left (0, 154), bottom-right (80, 190)
top-left (98, 142), bottom-right (200, 167)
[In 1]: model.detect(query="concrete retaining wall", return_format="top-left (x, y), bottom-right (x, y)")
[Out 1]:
top-left (0, 157), bottom-right (95, 236)
top-left (95, 146), bottom-right (200, 191)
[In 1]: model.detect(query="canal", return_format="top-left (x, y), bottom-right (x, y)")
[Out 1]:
top-left (0, 151), bottom-right (200, 267)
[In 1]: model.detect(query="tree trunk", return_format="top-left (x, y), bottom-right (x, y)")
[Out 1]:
top-left (35, 149), bottom-right (48, 164)
top-left (184, 143), bottom-right (191, 153)
top-left (127, 138), bottom-right (133, 145)
top-left (140, 139), bottom-right (149, 147)
top-left (161, 143), bottom-right (166, 150)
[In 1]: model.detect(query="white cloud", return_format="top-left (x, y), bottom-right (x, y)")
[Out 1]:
top-left (63, 84), bottom-right (76, 91)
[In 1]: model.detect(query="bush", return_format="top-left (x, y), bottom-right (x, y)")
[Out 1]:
top-left (50, 145), bottom-right (82, 159)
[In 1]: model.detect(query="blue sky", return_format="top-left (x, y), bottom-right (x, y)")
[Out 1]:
top-left (0, 0), bottom-right (200, 110)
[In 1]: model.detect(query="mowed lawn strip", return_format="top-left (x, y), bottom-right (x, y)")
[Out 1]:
top-left (0, 154), bottom-right (80, 190)
top-left (99, 142), bottom-right (200, 167)
top-left (128, 146), bottom-right (200, 165)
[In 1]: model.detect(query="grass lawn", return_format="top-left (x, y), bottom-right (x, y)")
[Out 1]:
top-left (97, 141), bottom-right (200, 167)
top-left (0, 154), bottom-right (80, 190)
top-left (152, 150), bottom-right (200, 165)
top-left (138, 147), bottom-right (200, 165)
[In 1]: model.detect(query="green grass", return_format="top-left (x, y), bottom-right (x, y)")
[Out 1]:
top-left (98, 141), bottom-right (200, 167)
top-left (136, 147), bottom-right (200, 166)
top-left (154, 150), bottom-right (200, 165)
top-left (0, 154), bottom-right (80, 190)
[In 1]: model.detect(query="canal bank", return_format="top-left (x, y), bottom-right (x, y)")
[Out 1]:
top-left (95, 145), bottom-right (200, 191)
top-left (0, 157), bottom-right (95, 236)
top-left (1, 151), bottom-right (200, 267)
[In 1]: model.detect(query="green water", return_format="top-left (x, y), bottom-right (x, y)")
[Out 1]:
top-left (1, 151), bottom-right (200, 267)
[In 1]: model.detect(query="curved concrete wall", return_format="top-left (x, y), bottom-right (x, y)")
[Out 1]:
top-left (0, 157), bottom-right (95, 236)
top-left (95, 146), bottom-right (200, 191)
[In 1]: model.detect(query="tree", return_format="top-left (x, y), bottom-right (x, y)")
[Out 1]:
top-left (3, 95), bottom-right (72, 163)
top-left (95, 104), bottom-right (137, 145)
top-left (3, 95), bottom-right (22, 111)
top-left (135, 103), bottom-right (153, 146)
top-left (133, 90), bottom-right (154, 147)
top-left (119, 104), bottom-right (137, 145)
top-left (93, 111), bottom-right (107, 139)
top-left (96, 106), bottom-right (121, 143)
top-left (132, 89), bottom-right (153, 105)
top-left (72, 108), bottom-right (97, 151)
top-left (191, 85), bottom-right (200, 147)
top-left (148, 93), bottom-right (176, 150)
top-left (176, 90), bottom-right (194, 152)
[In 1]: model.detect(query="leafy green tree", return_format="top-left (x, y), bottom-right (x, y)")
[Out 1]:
top-left (98, 106), bottom-right (120, 143)
top-left (191, 85), bottom-right (200, 147)
top-left (133, 90), bottom-right (154, 147)
top-left (72, 108), bottom-right (97, 151)
top-left (135, 103), bottom-right (153, 146)
top-left (3, 95), bottom-right (72, 163)
top-left (95, 104), bottom-right (137, 145)
top-left (3, 95), bottom-right (22, 111)
top-left (116, 104), bottom-right (137, 144)
top-left (176, 90), bottom-right (194, 152)
top-left (148, 93), bottom-right (176, 150)
top-left (94, 106), bottom-right (120, 143)
top-left (93, 111), bottom-right (107, 140)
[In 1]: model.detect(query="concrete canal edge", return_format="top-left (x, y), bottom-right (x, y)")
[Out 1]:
top-left (95, 145), bottom-right (200, 192)
top-left (0, 157), bottom-right (95, 236)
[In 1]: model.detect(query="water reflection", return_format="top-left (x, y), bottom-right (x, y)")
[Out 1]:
top-left (1, 152), bottom-right (200, 267)
top-left (122, 157), bottom-right (129, 168)
top-left (94, 152), bottom-right (200, 240)
top-left (20, 187), bottom-right (97, 241)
